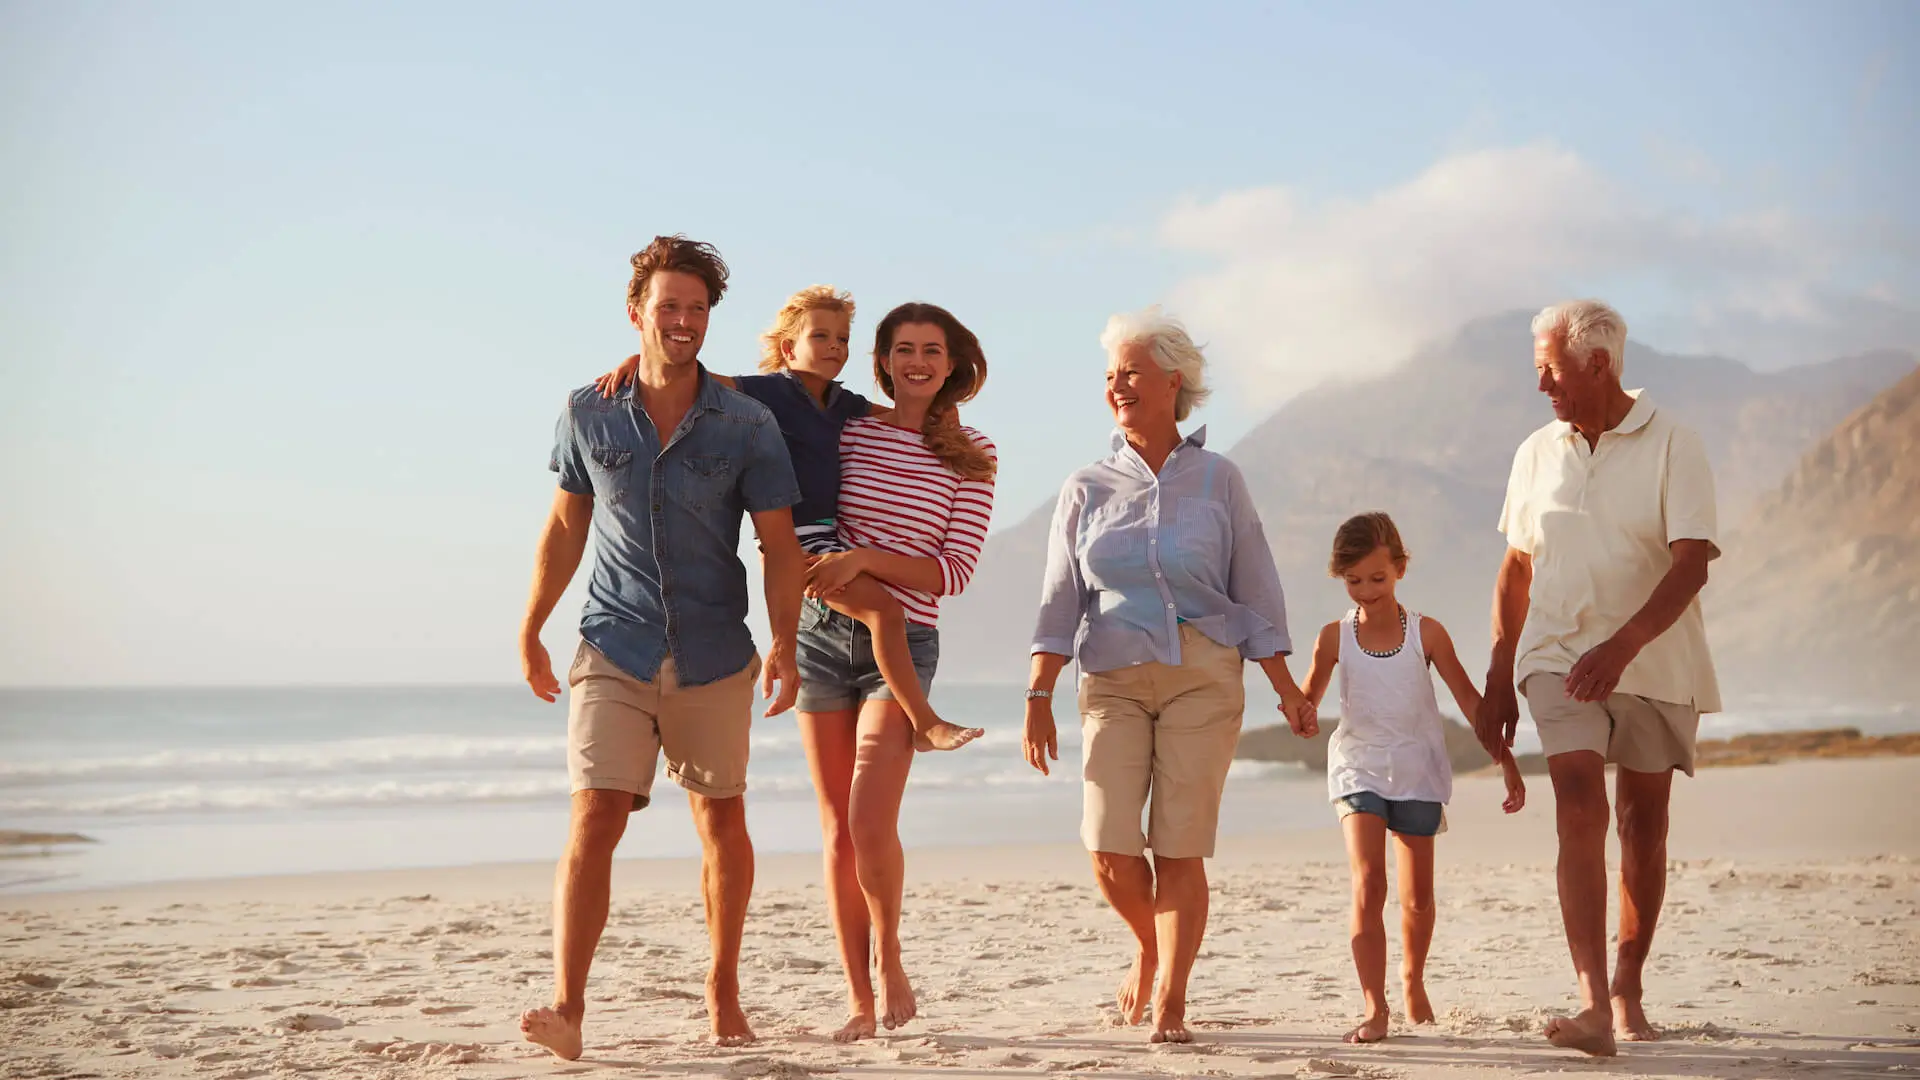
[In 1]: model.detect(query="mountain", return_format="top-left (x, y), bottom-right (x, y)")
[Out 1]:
top-left (940, 311), bottom-right (1915, 694)
top-left (1707, 367), bottom-right (1920, 703)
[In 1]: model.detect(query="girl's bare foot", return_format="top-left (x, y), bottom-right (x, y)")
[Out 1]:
top-left (832, 1006), bottom-right (878, 1043)
top-left (1149, 1000), bottom-right (1191, 1043)
top-left (1404, 978), bottom-right (1435, 1024)
top-left (878, 963), bottom-right (917, 1030)
top-left (1343, 1009), bottom-right (1390, 1044)
top-left (1611, 993), bottom-right (1658, 1041)
top-left (1116, 951), bottom-right (1155, 1025)
top-left (1545, 1008), bottom-right (1619, 1057)
top-left (913, 721), bottom-right (984, 752)
top-left (519, 1006), bottom-right (583, 1061)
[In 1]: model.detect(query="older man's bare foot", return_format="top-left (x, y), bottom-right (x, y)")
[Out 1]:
top-left (878, 963), bottom-right (917, 1030)
top-left (913, 721), bottom-right (984, 752)
top-left (1545, 1008), bottom-right (1618, 1057)
top-left (1343, 1009), bottom-right (1390, 1044)
top-left (832, 1005), bottom-right (877, 1043)
top-left (1404, 978), bottom-right (1435, 1025)
top-left (1116, 950), bottom-right (1155, 1026)
top-left (1612, 993), bottom-right (1658, 1041)
top-left (707, 975), bottom-right (755, 1047)
top-left (519, 1006), bottom-right (583, 1061)
top-left (1149, 1000), bottom-right (1191, 1044)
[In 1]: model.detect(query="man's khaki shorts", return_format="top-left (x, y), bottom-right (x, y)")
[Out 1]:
top-left (1523, 672), bottom-right (1700, 776)
top-left (1079, 625), bottom-right (1245, 859)
top-left (567, 642), bottom-right (759, 808)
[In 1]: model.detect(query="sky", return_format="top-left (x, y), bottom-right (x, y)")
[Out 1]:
top-left (2, 1), bottom-right (1914, 686)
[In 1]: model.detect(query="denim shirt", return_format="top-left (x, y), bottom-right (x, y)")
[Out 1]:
top-left (1029, 427), bottom-right (1292, 673)
top-left (550, 367), bottom-right (801, 686)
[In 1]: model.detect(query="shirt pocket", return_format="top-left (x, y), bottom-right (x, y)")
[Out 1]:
top-left (587, 446), bottom-right (633, 503)
top-left (1174, 497), bottom-right (1228, 556)
top-left (681, 454), bottom-right (736, 510)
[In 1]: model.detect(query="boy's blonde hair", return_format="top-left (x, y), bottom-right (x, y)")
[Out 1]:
top-left (1329, 512), bottom-right (1409, 576)
top-left (758, 285), bottom-right (856, 373)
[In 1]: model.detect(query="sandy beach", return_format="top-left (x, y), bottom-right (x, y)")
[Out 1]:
top-left (4, 757), bottom-right (1917, 1080)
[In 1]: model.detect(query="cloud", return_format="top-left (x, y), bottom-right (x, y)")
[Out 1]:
top-left (1156, 144), bottom-right (1920, 406)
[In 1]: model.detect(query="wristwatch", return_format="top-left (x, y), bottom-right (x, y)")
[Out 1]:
top-left (1024, 689), bottom-right (1052, 700)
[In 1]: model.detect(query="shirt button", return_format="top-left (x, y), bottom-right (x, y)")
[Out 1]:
top-left (1149, 537), bottom-right (1157, 545)
top-left (1166, 602), bottom-right (1175, 609)
top-left (1154, 571), bottom-right (1163, 578)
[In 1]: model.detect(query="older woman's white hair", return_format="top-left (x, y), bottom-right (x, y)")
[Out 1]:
top-left (1532, 299), bottom-right (1628, 379)
top-left (1099, 306), bottom-right (1212, 422)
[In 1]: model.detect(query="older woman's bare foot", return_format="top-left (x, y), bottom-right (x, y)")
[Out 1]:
top-left (1612, 993), bottom-right (1658, 1041)
top-left (913, 721), bottom-right (984, 752)
top-left (1116, 951), bottom-right (1155, 1025)
top-left (1343, 1008), bottom-right (1390, 1044)
top-left (832, 1006), bottom-right (878, 1043)
top-left (519, 1006), bottom-right (583, 1061)
top-left (878, 963), bottom-right (917, 1030)
top-left (1404, 978), bottom-right (1435, 1024)
top-left (1545, 1008), bottom-right (1619, 1057)
top-left (1149, 1000), bottom-right (1191, 1044)
top-left (707, 975), bottom-right (755, 1047)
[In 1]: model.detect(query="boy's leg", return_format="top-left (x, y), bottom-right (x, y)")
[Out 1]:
top-left (1341, 809), bottom-right (1391, 1043)
top-left (824, 576), bottom-right (980, 751)
top-left (1392, 830), bottom-right (1437, 1024)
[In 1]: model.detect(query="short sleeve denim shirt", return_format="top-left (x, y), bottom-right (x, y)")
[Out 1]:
top-left (550, 366), bottom-right (801, 686)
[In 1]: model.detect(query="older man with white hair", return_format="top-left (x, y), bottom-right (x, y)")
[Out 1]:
top-left (1474, 300), bottom-right (1721, 1058)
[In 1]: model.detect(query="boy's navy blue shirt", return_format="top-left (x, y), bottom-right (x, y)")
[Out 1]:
top-left (732, 371), bottom-right (871, 525)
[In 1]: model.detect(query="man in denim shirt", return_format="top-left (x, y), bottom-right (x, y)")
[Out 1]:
top-left (517, 236), bottom-right (805, 1057)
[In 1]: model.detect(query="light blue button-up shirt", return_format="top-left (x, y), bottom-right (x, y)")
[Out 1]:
top-left (1030, 427), bottom-right (1292, 673)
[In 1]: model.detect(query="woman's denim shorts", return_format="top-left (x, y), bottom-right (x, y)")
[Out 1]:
top-left (794, 601), bottom-right (939, 714)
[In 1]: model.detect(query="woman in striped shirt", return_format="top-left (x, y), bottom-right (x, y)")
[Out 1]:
top-left (796, 302), bottom-right (996, 1041)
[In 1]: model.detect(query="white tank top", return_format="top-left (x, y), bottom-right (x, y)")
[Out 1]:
top-left (1327, 607), bottom-right (1453, 805)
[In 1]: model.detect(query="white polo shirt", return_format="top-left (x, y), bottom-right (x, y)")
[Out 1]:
top-left (1498, 391), bottom-right (1722, 713)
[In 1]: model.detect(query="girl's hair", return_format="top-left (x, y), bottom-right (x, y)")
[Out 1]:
top-left (757, 285), bottom-right (856, 373)
top-left (1329, 512), bottom-right (1410, 576)
top-left (872, 302), bottom-right (995, 482)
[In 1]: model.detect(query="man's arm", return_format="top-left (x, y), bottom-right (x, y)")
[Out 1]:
top-left (1565, 539), bottom-right (1712, 702)
top-left (751, 507), bottom-right (804, 717)
top-left (1474, 546), bottom-right (1532, 755)
top-left (520, 488), bottom-right (595, 701)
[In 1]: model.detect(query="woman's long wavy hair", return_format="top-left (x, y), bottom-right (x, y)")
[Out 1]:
top-left (757, 285), bottom-right (855, 373)
top-left (872, 302), bottom-right (995, 482)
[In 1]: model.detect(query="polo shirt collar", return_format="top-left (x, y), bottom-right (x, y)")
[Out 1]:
top-left (1555, 389), bottom-right (1653, 441)
top-left (775, 368), bottom-right (850, 408)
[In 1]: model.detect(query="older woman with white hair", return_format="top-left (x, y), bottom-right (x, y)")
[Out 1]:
top-left (1022, 308), bottom-right (1315, 1044)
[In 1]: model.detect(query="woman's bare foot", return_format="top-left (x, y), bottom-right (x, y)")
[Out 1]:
top-left (519, 1006), bottom-right (583, 1061)
top-left (1404, 978), bottom-right (1435, 1024)
top-left (832, 1006), bottom-right (878, 1043)
top-left (1116, 951), bottom-right (1155, 1025)
top-left (912, 721), bottom-right (985, 752)
top-left (1149, 1000), bottom-right (1191, 1044)
top-left (707, 975), bottom-right (755, 1047)
top-left (1545, 1008), bottom-right (1619, 1057)
top-left (878, 963), bottom-right (917, 1030)
top-left (1611, 993), bottom-right (1658, 1041)
top-left (1343, 1008), bottom-right (1390, 1044)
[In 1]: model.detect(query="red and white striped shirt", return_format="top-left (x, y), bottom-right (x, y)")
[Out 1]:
top-left (835, 416), bottom-right (997, 626)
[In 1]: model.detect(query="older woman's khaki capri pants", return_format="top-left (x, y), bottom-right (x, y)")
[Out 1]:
top-left (1079, 625), bottom-right (1245, 859)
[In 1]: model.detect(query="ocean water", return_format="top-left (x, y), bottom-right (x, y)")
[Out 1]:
top-left (2, 685), bottom-right (1912, 893)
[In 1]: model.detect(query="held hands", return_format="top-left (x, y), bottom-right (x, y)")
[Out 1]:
top-left (595, 354), bottom-right (641, 398)
top-left (520, 633), bottom-right (562, 703)
top-left (804, 551), bottom-right (866, 598)
top-left (1565, 632), bottom-right (1643, 703)
top-left (1281, 687), bottom-right (1319, 738)
top-left (1473, 680), bottom-right (1520, 760)
top-left (1500, 754), bottom-right (1528, 814)
top-left (1022, 697), bottom-right (1059, 775)
top-left (761, 641), bottom-right (799, 717)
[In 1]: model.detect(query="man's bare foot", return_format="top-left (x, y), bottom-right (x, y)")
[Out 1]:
top-left (1116, 950), bottom-right (1155, 1025)
top-left (1149, 1000), bottom-right (1191, 1044)
top-left (1404, 978), bottom-right (1435, 1025)
top-left (1611, 993), bottom-right (1658, 1041)
top-left (832, 1006), bottom-right (877, 1043)
top-left (878, 963), bottom-right (917, 1030)
top-left (519, 1006), bottom-right (583, 1061)
top-left (912, 721), bottom-right (984, 752)
top-left (707, 976), bottom-right (755, 1047)
top-left (1545, 1008), bottom-right (1618, 1057)
top-left (1343, 1009), bottom-right (1390, 1044)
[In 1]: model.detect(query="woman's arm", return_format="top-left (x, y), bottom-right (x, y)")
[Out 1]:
top-left (808, 439), bottom-right (997, 599)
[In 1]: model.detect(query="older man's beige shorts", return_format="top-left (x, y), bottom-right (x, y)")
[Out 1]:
top-left (1523, 672), bottom-right (1700, 776)
top-left (567, 642), bottom-right (760, 808)
top-left (1080, 625), bottom-right (1245, 859)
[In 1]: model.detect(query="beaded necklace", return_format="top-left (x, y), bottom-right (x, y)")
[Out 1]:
top-left (1355, 605), bottom-right (1408, 659)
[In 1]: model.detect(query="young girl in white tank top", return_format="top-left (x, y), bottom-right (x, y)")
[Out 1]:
top-left (1300, 513), bottom-right (1527, 1045)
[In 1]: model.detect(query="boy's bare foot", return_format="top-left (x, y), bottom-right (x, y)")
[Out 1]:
top-left (519, 1006), bottom-right (583, 1061)
top-left (1404, 978), bottom-right (1435, 1024)
top-left (878, 962), bottom-right (917, 1030)
top-left (1116, 950), bottom-right (1155, 1025)
top-left (1149, 999), bottom-right (1191, 1044)
top-left (707, 975), bottom-right (755, 1047)
top-left (1343, 1009), bottom-right (1390, 1044)
top-left (1611, 993), bottom-right (1658, 1041)
top-left (912, 721), bottom-right (984, 752)
top-left (1545, 1008), bottom-right (1618, 1057)
top-left (832, 1006), bottom-right (878, 1043)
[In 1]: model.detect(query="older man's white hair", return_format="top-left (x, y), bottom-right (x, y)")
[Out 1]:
top-left (1532, 299), bottom-right (1628, 379)
top-left (1100, 306), bottom-right (1212, 421)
